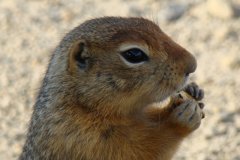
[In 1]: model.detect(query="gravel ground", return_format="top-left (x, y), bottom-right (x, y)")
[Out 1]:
top-left (0, 0), bottom-right (240, 159)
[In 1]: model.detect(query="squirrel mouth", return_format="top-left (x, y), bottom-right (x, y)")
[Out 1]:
top-left (155, 82), bottom-right (187, 108)
top-left (152, 75), bottom-right (190, 106)
top-left (161, 77), bottom-right (189, 103)
top-left (176, 75), bottom-right (189, 92)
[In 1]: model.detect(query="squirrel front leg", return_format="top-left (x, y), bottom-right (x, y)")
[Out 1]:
top-left (145, 83), bottom-right (205, 136)
top-left (145, 83), bottom-right (205, 139)
top-left (142, 83), bottom-right (205, 159)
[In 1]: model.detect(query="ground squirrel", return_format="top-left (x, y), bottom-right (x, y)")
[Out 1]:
top-left (19, 17), bottom-right (205, 160)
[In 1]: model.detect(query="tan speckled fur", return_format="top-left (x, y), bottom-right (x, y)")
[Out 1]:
top-left (19, 17), bottom-right (201, 160)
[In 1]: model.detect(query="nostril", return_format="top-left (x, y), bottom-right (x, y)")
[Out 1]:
top-left (185, 56), bottom-right (197, 75)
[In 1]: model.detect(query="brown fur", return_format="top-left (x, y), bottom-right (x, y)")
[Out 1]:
top-left (19, 17), bottom-right (202, 160)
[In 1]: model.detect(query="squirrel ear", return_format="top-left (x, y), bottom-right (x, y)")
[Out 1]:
top-left (68, 40), bottom-right (90, 72)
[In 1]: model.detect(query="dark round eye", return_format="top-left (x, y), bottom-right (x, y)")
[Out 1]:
top-left (120, 48), bottom-right (149, 63)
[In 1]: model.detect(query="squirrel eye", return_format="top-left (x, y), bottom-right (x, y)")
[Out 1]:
top-left (120, 48), bottom-right (149, 63)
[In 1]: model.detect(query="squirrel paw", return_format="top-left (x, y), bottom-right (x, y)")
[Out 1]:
top-left (184, 82), bottom-right (204, 101)
top-left (170, 100), bottom-right (204, 132)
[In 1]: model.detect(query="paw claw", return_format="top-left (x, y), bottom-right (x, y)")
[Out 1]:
top-left (198, 89), bottom-right (204, 100)
top-left (170, 100), bottom-right (204, 132)
top-left (198, 102), bottom-right (204, 109)
top-left (184, 82), bottom-right (204, 101)
top-left (201, 112), bottom-right (205, 119)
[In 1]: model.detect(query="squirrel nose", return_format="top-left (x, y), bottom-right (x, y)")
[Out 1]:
top-left (162, 41), bottom-right (197, 76)
top-left (185, 54), bottom-right (197, 76)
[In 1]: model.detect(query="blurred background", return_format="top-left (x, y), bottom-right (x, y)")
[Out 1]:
top-left (0, 0), bottom-right (240, 159)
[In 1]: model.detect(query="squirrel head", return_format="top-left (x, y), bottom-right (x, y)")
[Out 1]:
top-left (49, 17), bottom-right (196, 115)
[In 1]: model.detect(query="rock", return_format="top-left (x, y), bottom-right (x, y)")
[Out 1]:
top-left (60, 9), bottom-right (75, 22)
top-left (233, 155), bottom-right (240, 160)
top-left (207, 0), bottom-right (234, 19)
top-left (213, 26), bottom-right (230, 41)
top-left (219, 112), bottom-right (235, 123)
top-left (230, 58), bottom-right (240, 70)
top-left (219, 55), bottom-right (234, 71)
top-left (211, 124), bottom-right (227, 137)
top-left (159, 3), bottom-right (188, 22)
top-left (1, 96), bottom-right (10, 108)
top-left (232, 3), bottom-right (240, 17)
top-left (190, 3), bottom-right (208, 20)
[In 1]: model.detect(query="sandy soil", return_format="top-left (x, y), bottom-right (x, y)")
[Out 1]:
top-left (0, 0), bottom-right (240, 159)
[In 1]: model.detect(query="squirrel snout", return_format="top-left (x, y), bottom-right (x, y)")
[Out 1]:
top-left (184, 54), bottom-right (197, 76)
top-left (162, 41), bottom-right (197, 76)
